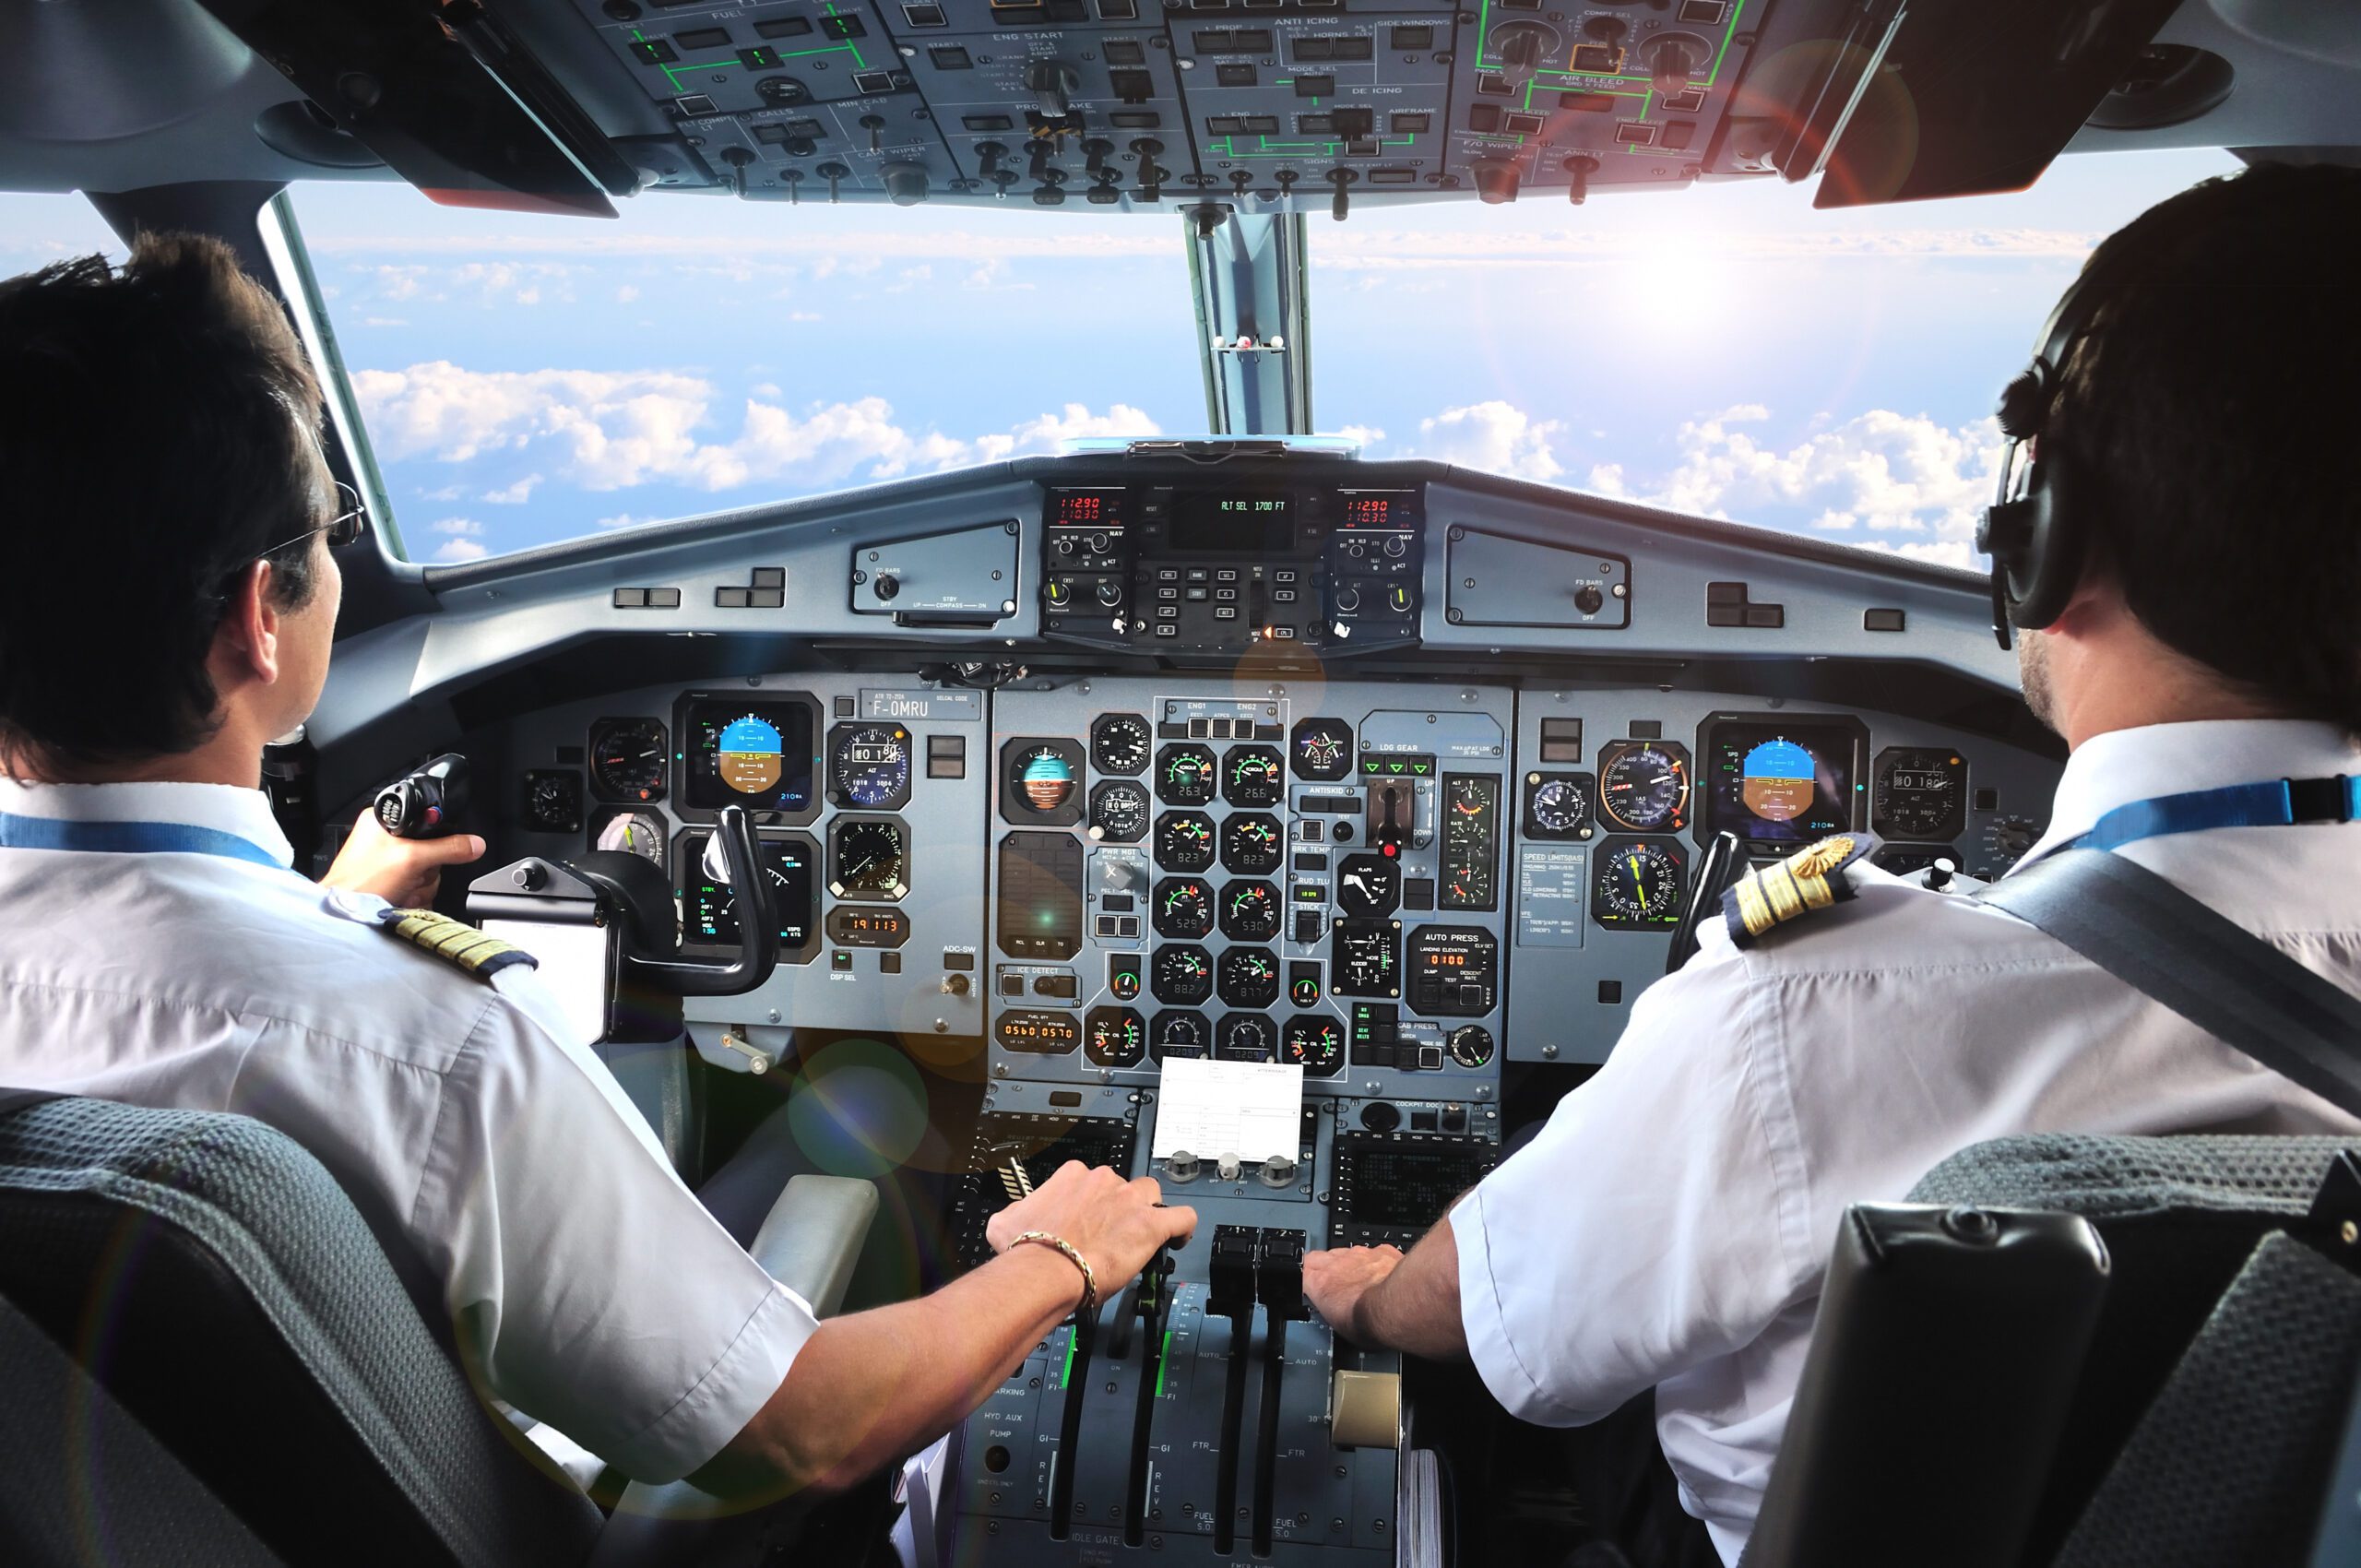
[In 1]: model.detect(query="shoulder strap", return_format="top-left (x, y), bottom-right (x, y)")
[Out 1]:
top-left (1978, 848), bottom-right (2361, 1121)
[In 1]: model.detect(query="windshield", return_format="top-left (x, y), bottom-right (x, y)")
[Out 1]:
top-left (1309, 149), bottom-right (2236, 570)
top-left (287, 184), bottom-right (1200, 563)
top-left (15, 152), bottom-right (2239, 566)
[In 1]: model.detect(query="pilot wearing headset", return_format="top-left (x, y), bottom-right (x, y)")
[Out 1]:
top-left (1303, 162), bottom-right (2361, 1566)
top-left (0, 237), bottom-right (1193, 1501)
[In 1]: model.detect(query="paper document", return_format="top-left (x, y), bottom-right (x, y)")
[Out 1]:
top-left (1150, 1057), bottom-right (1304, 1163)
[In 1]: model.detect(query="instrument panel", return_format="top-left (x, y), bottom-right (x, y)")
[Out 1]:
top-left (496, 675), bottom-right (2054, 1073)
top-left (416, 451), bottom-right (2064, 1568)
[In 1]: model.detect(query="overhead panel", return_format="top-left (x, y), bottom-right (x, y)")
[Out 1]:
top-left (567, 0), bottom-right (1809, 208)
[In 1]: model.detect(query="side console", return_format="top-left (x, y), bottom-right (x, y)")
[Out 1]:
top-left (1038, 482), bottom-right (1425, 655)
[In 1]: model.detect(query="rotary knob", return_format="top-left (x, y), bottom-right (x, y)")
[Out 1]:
top-left (1216, 1153), bottom-right (1242, 1182)
top-left (1095, 579), bottom-right (1124, 608)
top-left (1475, 160), bottom-right (1520, 206)
top-left (1165, 1150), bottom-right (1203, 1183)
top-left (1260, 1153), bottom-right (1299, 1187)
top-left (1045, 579), bottom-right (1072, 608)
top-left (1335, 585), bottom-right (1363, 613)
top-left (1641, 34), bottom-right (1704, 93)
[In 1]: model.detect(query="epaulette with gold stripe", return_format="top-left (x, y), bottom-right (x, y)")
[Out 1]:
top-left (375, 908), bottom-right (538, 981)
top-left (1722, 835), bottom-right (1877, 949)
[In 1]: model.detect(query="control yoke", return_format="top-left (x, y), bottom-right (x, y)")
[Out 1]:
top-left (582, 802), bottom-right (778, 998)
top-left (1666, 829), bottom-right (1745, 977)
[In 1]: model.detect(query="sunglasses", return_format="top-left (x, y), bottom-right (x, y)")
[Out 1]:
top-left (248, 480), bottom-right (368, 559)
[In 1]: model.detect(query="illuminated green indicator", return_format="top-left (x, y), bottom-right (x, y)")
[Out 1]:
top-left (1060, 1329), bottom-right (1077, 1388)
top-left (1155, 1329), bottom-right (1174, 1397)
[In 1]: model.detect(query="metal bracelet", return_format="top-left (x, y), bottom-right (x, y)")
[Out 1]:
top-left (1007, 1229), bottom-right (1097, 1316)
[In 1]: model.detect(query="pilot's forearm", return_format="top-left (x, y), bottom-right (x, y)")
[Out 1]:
top-left (703, 1242), bottom-right (1085, 1496)
top-left (1356, 1216), bottom-right (1470, 1360)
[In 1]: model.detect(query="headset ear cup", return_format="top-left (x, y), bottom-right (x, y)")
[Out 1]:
top-left (2006, 449), bottom-right (2086, 632)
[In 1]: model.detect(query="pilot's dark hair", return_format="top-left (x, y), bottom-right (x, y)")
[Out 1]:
top-left (0, 231), bottom-right (326, 777)
top-left (2045, 161), bottom-right (2361, 730)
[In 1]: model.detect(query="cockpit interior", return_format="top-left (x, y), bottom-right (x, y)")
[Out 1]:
top-left (4, 1), bottom-right (2360, 1565)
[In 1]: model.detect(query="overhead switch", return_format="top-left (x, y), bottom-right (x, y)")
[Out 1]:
top-left (1475, 160), bottom-right (1519, 204)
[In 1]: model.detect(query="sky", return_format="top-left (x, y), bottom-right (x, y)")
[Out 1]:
top-left (0, 147), bottom-right (2237, 566)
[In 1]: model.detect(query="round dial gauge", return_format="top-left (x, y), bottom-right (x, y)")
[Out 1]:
top-left (1152, 878), bottom-right (1216, 940)
top-left (1152, 945), bottom-right (1214, 1005)
top-left (1873, 748), bottom-right (1968, 842)
top-left (1220, 882), bottom-right (1282, 943)
top-left (1217, 948), bottom-right (1281, 1008)
top-left (829, 818), bottom-right (908, 899)
top-left (1591, 837), bottom-right (1688, 929)
top-left (1011, 743), bottom-right (1078, 814)
top-left (1217, 1014), bottom-right (1275, 1062)
top-left (1085, 1006), bottom-right (1146, 1069)
top-left (525, 771), bottom-right (583, 833)
top-left (1291, 718), bottom-right (1355, 781)
top-left (588, 719), bottom-right (669, 802)
top-left (1223, 746), bottom-right (1287, 808)
top-left (1090, 714), bottom-right (1153, 776)
top-left (1152, 1009), bottom-right (1208, 1061)
top-left (596, 810), bottom-right (668, 869)
top-left (1335, 853), bottom-right (1401, 918)
top-left (1284, 1016), bottom-right (1345, 1075)
top-left (1597, 742), bottom-right (1691, 832)
top-left (1525, 773), bottom-right (1595, 839)
top-left (828, 724), bottom-right (911, 809)
top-left (1220, 814), bottom-right (1283, 875)
top-left (1156, 743), bottom-right (1217, 806)
top-left (1447, 1024), bottom-right (1496, 1070)
top-left (1154, 811), bottom-right (1216, 873)
top-left (1087, 780), bottom-right (1150, 842)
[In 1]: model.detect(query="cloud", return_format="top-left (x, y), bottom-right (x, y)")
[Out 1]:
top-left (362, 316), bottom-right (409, 327)
top-left (615, 284), bottom-right (640, 303)
top-left (1333, 423), bottom-right (1386, 453)
top-left (1409, 401), bottom-right (1566, 481)
top-left (352, 362), bottom-right (1163, 493)
top-left (1587, 404), bottom-right (2003, 560)
top-left (481, 474), bottom-right (541, 505)
top-left (433, 538), bottom-right (489, 562)
top-left (596, 513), bottom-right (651, 529)
top-left (428, 516), bottom-right (481, 535)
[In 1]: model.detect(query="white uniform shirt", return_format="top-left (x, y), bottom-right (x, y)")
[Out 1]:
top-left (0, 778), bottom-right (816, 1483)
top-left (1453, 719), bottom-right (2361, 1564)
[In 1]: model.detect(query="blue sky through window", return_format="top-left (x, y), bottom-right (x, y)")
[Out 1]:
top-left (0, 147), bottom-right (2235, 566)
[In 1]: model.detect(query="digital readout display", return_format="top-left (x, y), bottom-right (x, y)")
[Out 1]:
top-left (1049, 491), bottom-right (1118, 527)
top-left (1169, 492), bottom-right (1298, 554)
top-left (1340, 495), bottom-right (1406, 529)
top-left (1700, 719), bottom-right (1860, 849)
top-left (684, 833), bottom-right (814, 950)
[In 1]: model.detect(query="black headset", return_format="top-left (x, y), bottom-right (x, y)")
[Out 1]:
top-left (1974, 237), bottom-right (2146, 650)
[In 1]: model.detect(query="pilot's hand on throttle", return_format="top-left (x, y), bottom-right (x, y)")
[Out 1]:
top-left (1302, 1245), bottom-right (1404, 1340)
top-left (321, 812), bottom-right (487, 909)
top-left (988, 1160), bottom-right (1197, 1300)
